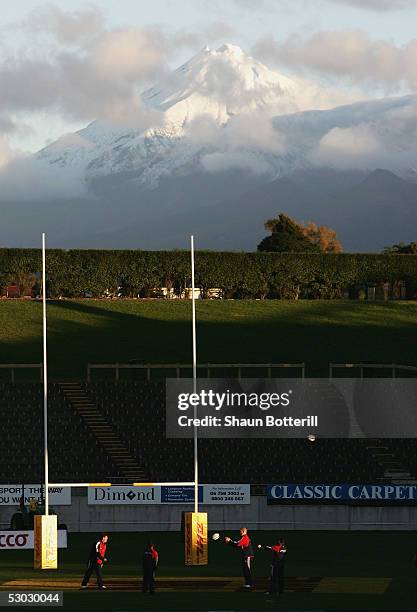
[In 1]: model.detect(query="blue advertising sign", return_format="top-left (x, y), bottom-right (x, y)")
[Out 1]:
top-left (160, 485), bottom-right (250, 504)
top-left (267, 484), bottom-right (417, 504)
top-left (161, 486), bottom-right (203, 504)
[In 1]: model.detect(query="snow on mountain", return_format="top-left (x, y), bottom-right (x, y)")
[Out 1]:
top-left (4, 44), bottom-right (417, 249)
top-left (273, 93), bottom-right (417, 180)
top-left (143, 43), bottom-right (316, 123)
top-left (33, 42), bottom-right (417, 193)
top-left (35, 44), bottom-right (356, 188)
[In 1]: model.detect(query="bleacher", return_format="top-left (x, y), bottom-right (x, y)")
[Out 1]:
top-left (1, 381), bottom-right (415, 484)
top-left (85, 381), bottom-right (387, 482)
top-left (0, 383), bottom-right (121, 483)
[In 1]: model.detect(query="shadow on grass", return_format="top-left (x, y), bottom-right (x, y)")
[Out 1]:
top-left (0, 300), bottom-right (416, 378)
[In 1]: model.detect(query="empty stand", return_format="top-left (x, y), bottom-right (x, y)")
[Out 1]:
top-left (60, 382), bottom-right (147, 481)
top-left (0, 383), bottom-right (121, 483)
top-left (86, 382), bottom-right (415, 484)
top-left (1, 381), bottom-right (416, 484)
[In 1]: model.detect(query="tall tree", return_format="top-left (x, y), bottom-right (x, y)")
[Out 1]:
top-left (257, 214), bottom-right (342, 253)
top-left (302, 222), bottom-right (343, 253)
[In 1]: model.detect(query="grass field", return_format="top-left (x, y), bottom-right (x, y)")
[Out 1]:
top-left (1, 299), bottom-right (416, 611)
top-left (1, 300), bottom-right (417, 379)
top-left (0, 531), bottom-right (416, 611)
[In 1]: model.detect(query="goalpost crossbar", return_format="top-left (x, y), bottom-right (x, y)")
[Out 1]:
top-left (48, 482), bottom-right (196, 487)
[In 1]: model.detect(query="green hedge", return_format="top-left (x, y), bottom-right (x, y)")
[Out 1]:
top-left (1, 249), bottom-right (417, 299)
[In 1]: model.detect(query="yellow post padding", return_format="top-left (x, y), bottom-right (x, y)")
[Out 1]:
top-left (184, 512), bottom-right (208, 565)
top-left (34, 514), bottom-right (58, 570)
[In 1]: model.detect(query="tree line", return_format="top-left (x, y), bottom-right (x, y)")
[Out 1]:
top-left (1, 248), bottom-right (417, 300)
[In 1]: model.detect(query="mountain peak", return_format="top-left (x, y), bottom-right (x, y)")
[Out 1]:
top-left (216, 43), bottom-right (245, 55)
top-left (140, 43), bottom-right (347, 129)
top-left (362, 169), bottom-right (407, 188)
top-left (142, 43), bottom-right (303, 125)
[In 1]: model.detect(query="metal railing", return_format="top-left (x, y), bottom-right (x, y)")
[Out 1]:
top-left (329, 363), bottom-right (417, 379)
top-left (87, 362), bottom-right (305, 381)
top-left (0, 363), bottom-right (42, 382)
top-left (3, 361), bottom-right (417, 381)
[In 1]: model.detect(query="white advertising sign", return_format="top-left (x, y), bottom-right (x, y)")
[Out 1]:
top-left (88, 486), bottom-right (161, 505)
top-left (0, 530), bottom-right (67, 550)
top-left (203, 484), bottom-right (250, 505)
top-left (88, 484), bottom-right (250, 505)
top-left (0, 485), bottom-right (71, 506)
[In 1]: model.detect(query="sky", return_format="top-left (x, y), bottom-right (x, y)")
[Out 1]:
top-left (1, 0), bottom-right (417, 158)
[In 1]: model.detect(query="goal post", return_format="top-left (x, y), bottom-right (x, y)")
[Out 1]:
top-left (184, 512), bottom-right (208, 566)
top-left (33, 233), bottom-right (208, 568)
top-left (35, 233), bottom-right (58, 570)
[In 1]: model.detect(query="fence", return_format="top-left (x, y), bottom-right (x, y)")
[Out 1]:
top-left (329, 363), bottom-right (417, 379)
top-left (3, 362), bottom-right (417, 382)
top-left (87, 362), bottom-right (306, 381)
top-left (0, 364), bottom-right (42, 383)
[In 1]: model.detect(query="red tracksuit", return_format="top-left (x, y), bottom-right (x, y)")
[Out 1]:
top-left (231, 534), bottom-right (254, 587)
top-left (267, 543), bottom-right (287, 594)
top-left (82, 540), bottom-right (107, 588)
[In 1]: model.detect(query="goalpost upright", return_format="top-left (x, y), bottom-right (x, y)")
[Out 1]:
top-left (184, 236), bottom-right (208, 565)
top-left (191, 236), bottom-right (199, 515)
top-left (34, 233), bottom-right (58, 570)
top-left (42, 232), bottom-right (49, 518)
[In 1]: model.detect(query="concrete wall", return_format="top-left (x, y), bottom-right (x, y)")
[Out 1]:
top-left (3, 493), bottom-right (417, 531)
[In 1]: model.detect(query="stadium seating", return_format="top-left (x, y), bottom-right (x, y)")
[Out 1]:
top-left (85, 382), bottom-right (408, 484)
top-left (0, 383), bottom-right (121, 483)
top-left (0, 381), bottom-right (415, 484)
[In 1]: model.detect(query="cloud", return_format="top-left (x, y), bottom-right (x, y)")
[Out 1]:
top-left (201, 150), bottom-right (273, 174)
top-left (309, 125), bottom-right (382, 169)
top-left (0, 126), bottom-right (96, 200)
top-left (0, 115), bottom-right (17, 134)
top-left (0, 118), bottom-right (36, 169)
top-left (196, 90), bottom-right (416, 177)
top-left (0, 154), bottom-right (87, 200)
top-left (253, 30), bottom-right (417, 90)
top-left (234, 0), bottom-right (417, 11)
top-left (0, 137), bottom-right (14, 169)
top-left (22, 4), bottom-right (106, 44)
top-left (172, 22), bottom-right (235, 49)
top-left (185, 112), bottom-right (285, 152)
top-left (327, 0), bottom-right (417, 10)
top-left (232, 0), bottom-right (275, 9)
top-left (0, 22), bottom-right (169, 126)
top-left (307, 97), bottom-right (417, 171)
top-left (185, 112), bottom-right (285, 175)
top-left (0, 5), bottom-right (232, 127)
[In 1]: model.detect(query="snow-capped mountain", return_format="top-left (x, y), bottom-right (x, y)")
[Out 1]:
top-left (35, 44), bottom-right (356, 188)
top-left (3, 43), bottom-right (417, 251)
